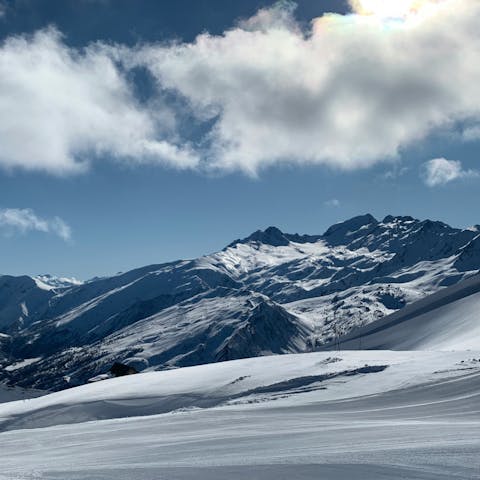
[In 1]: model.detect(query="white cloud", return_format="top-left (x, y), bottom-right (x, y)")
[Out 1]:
top-left (0, 28), bottom-right (198, 175)
top-left (1, 1), bottom-right (480, 176)
top-left (422, 158), bottom-right (479, 187)
top-left (238, 0), bottom-right (298, 32)
top-left (324, 199), bottom-right (341, 207)
top-left (0, 208), bottom-right (72, 241)
top-left (132, 0), bottom-right (480, 174)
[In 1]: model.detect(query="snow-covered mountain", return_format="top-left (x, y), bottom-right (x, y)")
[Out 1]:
top-left (33, 274), bottom-right (84, 290)
top-left (0, 275), bottom-right (54, 331)
top-left (1, 214), bottom-right (479, 391)
top-left (323, 272), bottom-right (480, 351)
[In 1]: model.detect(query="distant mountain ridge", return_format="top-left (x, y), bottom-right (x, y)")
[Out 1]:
top-left (33, 274), bottom-right (84, 290)
top-left (0, 214), bottom-right (479, 391)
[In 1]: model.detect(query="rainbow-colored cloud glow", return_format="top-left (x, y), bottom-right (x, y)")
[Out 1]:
top-left (350, 0), bottom-right (450, 21)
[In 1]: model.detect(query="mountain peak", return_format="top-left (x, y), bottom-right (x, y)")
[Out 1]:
top-left (226, 214), bottom-right (471, 252)
top-left (34, 274), bottom-right (83, 290)
top-left (229, 226), bottom-right (290, 248)
top-left (324, 214), bottom-right (378, 234)
top-left (323, 214), bottom-right (378, 245)
top-left (382, 215), bottom-right (416, 224)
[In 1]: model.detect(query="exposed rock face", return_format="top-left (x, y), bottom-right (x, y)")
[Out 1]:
top-left (110, 362), bottom-right (138, 377)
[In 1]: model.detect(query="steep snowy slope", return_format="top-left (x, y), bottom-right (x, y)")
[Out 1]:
top-left (7, 289), bottom-right (311, 390)
top-left (212, 216), bottom-right (480, 342)
top-left (1, 214), bottom-right (480, 390)
top-left (324, 273), bottom-right (480, 351)
top-left (0, 275), bottom-right (54, 331)
top-left (38, 260), bottom-right (238, 334)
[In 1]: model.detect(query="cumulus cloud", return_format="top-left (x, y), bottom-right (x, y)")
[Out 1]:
top-left (422, 158), bottom-right (479, 187)
top-left (0, 28), bottom-right (198, 175)
top-left (129, 0), bottom-right (480, 174)
top-left (238, 0), bottom-right (298, 32)
top-left (1, 1), bottom-right (480, 176)
top-left (0, 208), bottom-right (72, 241)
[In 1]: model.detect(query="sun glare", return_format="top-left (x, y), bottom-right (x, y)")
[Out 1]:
top-left (350, 0), bottom-right (427, 20)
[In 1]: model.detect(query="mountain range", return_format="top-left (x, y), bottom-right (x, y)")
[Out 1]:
top-left (1, 213), bottom-right (479, 391)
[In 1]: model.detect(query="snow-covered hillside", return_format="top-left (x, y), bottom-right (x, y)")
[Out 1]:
top-left (1, 214), bottom-right (480, 390)
top-left (0, 275), bottom-right (54, 331)
top-left (9, 289), bottom-right (310, 390)
top-left (0, 350), bottom-right (479, 479)
top-left (323, 272), bottom-right (480, 351)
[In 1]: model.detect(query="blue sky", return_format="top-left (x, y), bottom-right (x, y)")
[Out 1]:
top-left (0, 0), bottom-right (479, 279)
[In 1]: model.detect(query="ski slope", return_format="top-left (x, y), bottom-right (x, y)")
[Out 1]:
top-left (0, 350), bottom-right (479, 479)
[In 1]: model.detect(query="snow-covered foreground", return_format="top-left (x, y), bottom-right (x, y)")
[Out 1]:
top-left (0, 350), bottom-right (479, 479)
